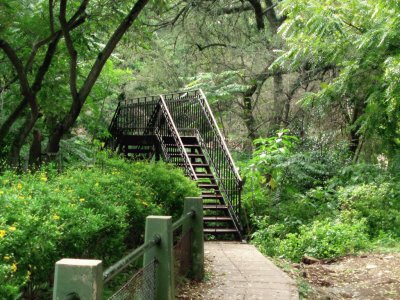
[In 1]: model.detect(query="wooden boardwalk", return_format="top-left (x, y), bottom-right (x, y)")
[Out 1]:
top-left (203, 242), bottom-right (299, 300)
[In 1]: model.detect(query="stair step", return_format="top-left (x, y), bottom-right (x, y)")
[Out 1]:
top-left (204, 216), bottom-right (232, 222)
top-left (204, 228), bottom-right (238, 234)
top-left (191, 163), bottom-right (209, 167)
top-left (203, 204), bottom-right (228, 210)
top-left (183, 144), bottom-right (201, 148)
top-left (196, 174), bottom-right (214, 178)
top-left (202, 194), bottom-right (223, 199)
top-left (170, 153), bottom-right (204, 157)
top-left (198, 183), bottom-right (218, 188)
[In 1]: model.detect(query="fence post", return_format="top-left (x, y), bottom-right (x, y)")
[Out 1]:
top-left (143, 216), bottom-right (174, 300)
top-left (52, 259), bottom-right (103, 300)
top-left (183, 197), bottom-right (204, 281)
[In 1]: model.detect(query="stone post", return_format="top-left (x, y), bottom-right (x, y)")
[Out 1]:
top-left (53, 259), bottom-right (103, 300)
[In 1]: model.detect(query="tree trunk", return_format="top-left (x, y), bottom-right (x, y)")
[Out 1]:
top-left (29, 129), bottom-right (43, 169)
top-left (243, 95), bottom-right (258, 141)
top-left (271, 73), bottom-right (285, 130)
top-left (0, 98), bottom-right (28, 146)
top-left (46, 98), bottom-right (82, 153)
top-left (0, 17), bottom-right (83, 149)
top-left (349, 98), bottom-right (366, 155)
top-left (8, 112), bottom-right (40, 167)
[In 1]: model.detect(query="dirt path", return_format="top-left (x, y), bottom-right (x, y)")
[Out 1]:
top-left (294, 253), bottom-right (400, 299)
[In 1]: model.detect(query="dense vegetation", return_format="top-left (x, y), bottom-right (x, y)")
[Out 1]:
top-left (0, 0), bottom-right (399, 298)
top-left (243, 131), bottom-right (399, 261)
top-left (0, 158), bottom-right (198, 298)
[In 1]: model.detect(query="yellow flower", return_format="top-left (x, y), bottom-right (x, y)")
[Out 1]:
top-left (79, 198), bottom-right (85, 202)
top-left (0, 230), bottom-right (6, 238)
top-left (40, 176), bottom-right (48, 182)
top-left (52, 215), bottom-right (60, 220)
top-left (18, 195), bottom-right (24, 199)
top-left (4, 256), bottom-right (10, 260)
top-left (11, 263), bottom-right (17, 272)
top-left (17, 183), bottom-right (22, 190)
top-left (9, 226), bottom-right (16, 231)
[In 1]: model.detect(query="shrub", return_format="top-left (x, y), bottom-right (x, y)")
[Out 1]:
top-left (0, 157), bottom-right (198, 299)
top-left (339, 182), bottom-right (400, 237)
top-left (253, 216), bottom-right (369, 262)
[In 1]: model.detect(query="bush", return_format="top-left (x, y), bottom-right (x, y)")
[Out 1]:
top-left (339, 182), bottom-right (400, 237)
top-left (0, 157), bottom-right (198, 299)
top-left (253, 216), bottom-right (369, 262)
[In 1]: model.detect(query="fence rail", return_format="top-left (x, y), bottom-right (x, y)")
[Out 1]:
top-left (52, 197), bottom-right (204, 300)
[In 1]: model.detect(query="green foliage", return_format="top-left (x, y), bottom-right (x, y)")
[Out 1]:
top-left (277, 0), bottom-right (400, 157)
top-left (253, 216), bottom-right (369, 262)
top-left (244, 129), bottom-right (400, 262)
top-left (244, 130), bottom-right (298, 192)
top-left (243, 131), bottom-right (344, 227)
top-left (0, 157), bottom-right (198, 298)
top-left (185, 71), bottom-right (251, 104)
top-left (338, 182), bottom-right (400, 237)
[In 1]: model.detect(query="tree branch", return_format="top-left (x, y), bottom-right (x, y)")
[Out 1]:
top-left (247, 0), bottom-right (265, 30)
top-left (47, 0), bottom-right (150, 153)
top-left (195, 43), bottom-right (235, 51)
top-left (49, 0), bottom-right (55, 34)
top-left (79, 0), bottom-right (149, 101)
top-left (0, 39), bottom-right (36, 113)
top-left (217, 3), bottom-right (253, 15)
top-left (59, 0), bottom-right (80, 98)
top-left (264, 0), bottom-right (283, 33)
top-left (0, 17), bottom-right (86, 145)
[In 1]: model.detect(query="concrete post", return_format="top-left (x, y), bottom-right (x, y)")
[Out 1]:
top-left (143, 216), bottom-right (174, 300)
top-left (53, 259), bottom-right (103, 300)
top-left (183, 197), bottom-right (204, 281)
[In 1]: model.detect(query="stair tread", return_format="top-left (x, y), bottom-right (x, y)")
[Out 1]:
top-left (204, 216), bottom-right (232, 221)
top-left (204, 228), bottom-right (238, 233)
top-left (196, 174), bottom-right (214, 178)
top-left (170, 153), bottom-right (204, 157)
top-left (202, 195), bottom-right (223, 199)
top-left (204, 204), bottom-right (228, 209)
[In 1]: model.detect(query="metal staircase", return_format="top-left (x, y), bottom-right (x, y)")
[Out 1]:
top-left (107, 90), bottom-right (243, 239)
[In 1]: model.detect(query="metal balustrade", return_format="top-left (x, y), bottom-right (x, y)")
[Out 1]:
top-left (107, 89), bottom-right (243, 237)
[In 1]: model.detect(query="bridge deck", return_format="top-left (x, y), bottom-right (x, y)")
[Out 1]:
top-left (203, 242), bottom-right (299, 300)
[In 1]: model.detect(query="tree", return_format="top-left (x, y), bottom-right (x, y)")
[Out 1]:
top-left (126, 0), bottom-right (326, 151)
top-left (276, 0), bottom-right (400, 159)
top-left (0, 0), bottom-right (152, 166)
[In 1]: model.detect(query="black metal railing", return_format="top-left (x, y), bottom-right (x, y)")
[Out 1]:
top-left (107, 89), bottom-right (243, 231)
top-left (162, 90), bottom-right (242, 231)
top-left (157, 96), bottom-right (197, 180)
